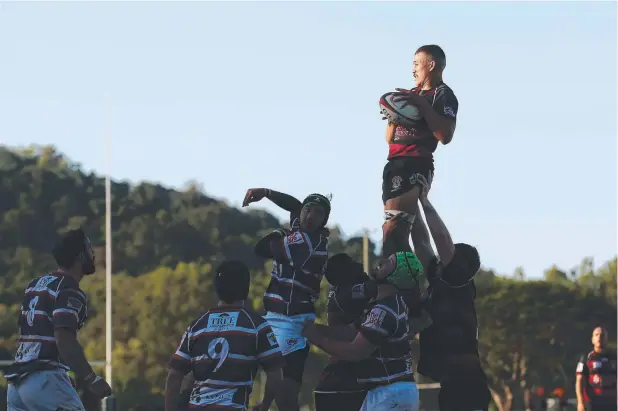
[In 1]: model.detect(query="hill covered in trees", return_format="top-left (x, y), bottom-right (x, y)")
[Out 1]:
top-left (0, 145), bottom-right (616, 411)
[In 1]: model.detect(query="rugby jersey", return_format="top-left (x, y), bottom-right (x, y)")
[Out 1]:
top-left (263, 227), bottom-right (328, 316)
top-left (316, 281), bottom-right (377, 393)
top-left (357, 294), bottom-right (415, 388)
top-left (576, 350), bottom-right (617, 405)
top-left (169, 307), bottom-right (284, 410)
top-left (4, 272), bottom-right (89, 381)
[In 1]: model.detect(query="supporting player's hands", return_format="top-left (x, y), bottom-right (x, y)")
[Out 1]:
top-left (86, 374), bottom-right (112, 399)
top-left (392, 88), bottom-right (429, 109)
top-left (413, 174), bottom-right (431, 199)
top-left (242, 188), bottom-right (269, 207)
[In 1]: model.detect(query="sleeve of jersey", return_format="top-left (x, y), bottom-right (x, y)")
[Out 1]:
top-left (575, 355), bottom-right (587, 375)
top-left (256, 323), bottom-right (284, 371)
top-left (359, 305), bottom-right (396, 346)
top-left (432, 87), bottom-right (459, 121)
top-left (52, 287), bottom-right (87, 331)
top-left (169, 330), bottom-right (192, 374)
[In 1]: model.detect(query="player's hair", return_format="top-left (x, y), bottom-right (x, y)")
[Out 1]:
top-left (52, 228), bottom-right (88, 269)
top-left (455, 243), bottom-right (480, 275)
top-left (416, 45), bottom-right (447, 71)
top-left (214, 260), bottom-right (250, 304)
top-left (325, 253), bottom-right (367, 287)
top-left (593, 326), bottom-right (608, 338)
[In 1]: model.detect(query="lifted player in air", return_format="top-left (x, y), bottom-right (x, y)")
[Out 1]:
top-left (244, 188), bottom-right (331, 411)
top-left (410, 176), bottom-right (490, 411)
top-left (5, 229), bottom-right (112, 411)
top-left (165, 260), bottom-right (284, 411)
top-left (304, 251), bottom-right (424, 411)
top-left (381, 45), bottom-right (458, 258)
top-left (313, 254), bottom-right (377, 411)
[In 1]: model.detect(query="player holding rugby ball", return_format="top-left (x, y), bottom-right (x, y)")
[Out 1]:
top-left (379, 45), bottom-right (459, 258)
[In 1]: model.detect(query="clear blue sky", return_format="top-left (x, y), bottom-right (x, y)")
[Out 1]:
top-left (0, 2), bottom-right (616, 278)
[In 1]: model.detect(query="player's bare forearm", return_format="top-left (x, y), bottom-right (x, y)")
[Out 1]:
top-left (266, 190), bottom-right (302, 212)
top-left (54, 328), bottom-right (94, 380)
top-left (385, 122), bottom-right (397, 144)
top-left (575, 375), bottom-right (585, 406)
top-left (419, 197), bottom-right (455, 265)
top-left (416, 100), bottom-right (456, 144)
top-left (410, 207), bottom-right (436, 270)
top-left (165, 368), bottom-right (185, 411)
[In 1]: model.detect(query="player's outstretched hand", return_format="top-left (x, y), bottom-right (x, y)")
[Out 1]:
top-left (392, 88), bottom-right (426, 108)
top-left (412, 174), bottom-right (431, 198)
top-left (242, 188), bottom-right (268, 207)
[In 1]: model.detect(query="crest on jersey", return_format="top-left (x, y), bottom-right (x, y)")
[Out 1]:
top-left (287, 232), bottom-right (304, 245)
top-left (391, 176), bottom-right (403, 191)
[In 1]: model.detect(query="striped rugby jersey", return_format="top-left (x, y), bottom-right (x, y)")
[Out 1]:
top-left (263, 228), bottom-right (328, 316)
top-left (4, 272), bottom-right (89, 381)
top-left (356, 294), bottom-right (415, 388)
top-left (169, 307), bottom-right (283, 410)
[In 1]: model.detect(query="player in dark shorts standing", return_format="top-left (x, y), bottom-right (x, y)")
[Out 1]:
top-left (244, 188), bottom-right (331, 411)
top-left (409, 176), bottom-right (490, 411)
top-left (576, 327), bottom-right (617, 411)
top-left (313, 253), bottom-right (378, 411)
top-left (4, 229), bottom-right (112, 411)
top-left (304, 251), bottom-right (424, 411)
top-left (381, 44), bottom-right (458, 258)
top-left (165, 260), bottom-right (284, 411)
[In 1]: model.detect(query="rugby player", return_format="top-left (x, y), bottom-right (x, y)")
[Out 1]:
top-left (303, 251), bottom-right (424, 411)
top-left (5, 228), bottom-right (112, 411)
top-left (165, 260), bottom-right (284, 411)
top-left (249, 191), bottom-right (331, 411)
top-left (313, 253), bottom-right (377, 411)
top-left (381, 44), bottom-right (458, 258)
top-left (576, 327), bottom-right (617, 411)
top-left (410, 176), bottom-right (490, 411)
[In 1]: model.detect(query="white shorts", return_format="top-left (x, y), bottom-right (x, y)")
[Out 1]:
top-left (264, 311), bottom-right (315, 356)
top-left (360, 381), bottom-right (419, 411)
top-left (7, 369), bottom-right (85, 411)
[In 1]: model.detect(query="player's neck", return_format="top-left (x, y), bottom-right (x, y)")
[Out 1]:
top-left (423, 75), bottom-right (443, 91)
top-left (217, 300), bottom-right (245, 309)
top-left (594, 346), bottom-right (604, 353)
top-left (56, 267), bottom-right (83, 283)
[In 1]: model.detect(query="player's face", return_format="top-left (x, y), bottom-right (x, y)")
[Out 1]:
top-left (592, 327), bottom-right (607, 348)
top-left (413, 52), bottom-right (434, 89)
top-left (373, 254), bottom-right (397, 281)
top-left (300, 205), bottom-right (326, 232)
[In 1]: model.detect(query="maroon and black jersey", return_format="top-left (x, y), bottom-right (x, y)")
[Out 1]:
top-left (356, 294), bottom-right (415, 389)
top-left (169, 307), bottom-right (283, 410)
top-left (388, 83), bottom-right (458, 161)
top-left (4, 272), bottom-right (89, 381)
top-left (576, 350), bottom-right (617, 405)
top-left (263, 228), bottom-right (328, 316)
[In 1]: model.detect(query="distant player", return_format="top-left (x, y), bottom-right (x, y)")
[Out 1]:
top-left (314, 254), bottom-right (377, 411)
top-left (304, 251), bottom-right (424, 411)
top-left (5, 228), bottom-right (112, 411)
top-left (381, 45), bottom-right (458, 257)
top-left (246, 189), bottom-right (331, 411)
top-left (164, 260), bottom-right (284, 411)
top-left (410, 176), bottom-right (490, 411)
top-left (576, 327), bottom-right (617, 411)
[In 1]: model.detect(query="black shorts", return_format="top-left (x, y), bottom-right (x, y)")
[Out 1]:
top-left (439, 376), bottom-right (491, 411)
top-left (382, 157), bottom-right (434, 204)
top-left (314, 391), bottom-right (367, 411)
top-left (282, 346), bottom-right (310, 384)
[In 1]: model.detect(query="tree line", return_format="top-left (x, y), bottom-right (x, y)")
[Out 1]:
top-left (0, 145), bottom-right (615, 411)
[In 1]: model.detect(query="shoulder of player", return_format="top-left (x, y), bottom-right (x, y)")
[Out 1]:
top-left (437, 82), bottom-right (456, 96)
top-left (239, 307), bottom-right (271, 329)
top-left (56, 276), bottom-right (87, 299)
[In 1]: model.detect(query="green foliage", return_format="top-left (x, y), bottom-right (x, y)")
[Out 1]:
top-left (0, 145), bottom-right (615, 411)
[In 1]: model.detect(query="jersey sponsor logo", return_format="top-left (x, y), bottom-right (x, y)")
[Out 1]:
top-left (576, 362), bottom-right (584, 373)
top-left (267, 331), bottom-right (278, 347)
top-left (208, 312), bottom-right (239, 330)
top-left (593, 374), bottom-right (601, 384)
top-left (444, 106), bottom-right (456, 118)
top-left (287, 232), bottom-right (304, 245)
top-left (67, 297), bottom-right (83, 312)
top-left (365, 308), bottom-right (387, 328)
top-left (592, 361), bottom-right (602, 369)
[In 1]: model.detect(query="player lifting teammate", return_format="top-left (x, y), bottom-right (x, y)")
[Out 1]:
top-left (5, 229), bottom-right (112, 411)
top-left (165, 260), bottom-right (284, 411)
top-left (382, 45), bottom-right (458, 257)
top-left (410, 176), bottom-right (490, 411)
top-left (243, 188), bottom-right (331, 411)
top-left (304, 251), bottom-right (424, 411)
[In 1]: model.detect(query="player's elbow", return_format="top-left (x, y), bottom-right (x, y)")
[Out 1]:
top-left (54, 327), bottom-right (77, 347)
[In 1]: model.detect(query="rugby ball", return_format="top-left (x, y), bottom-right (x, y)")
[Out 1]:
top-left (379, 92), bottom-right (423, 129)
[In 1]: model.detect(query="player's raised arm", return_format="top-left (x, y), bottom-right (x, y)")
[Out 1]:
top-left (417, 177), bottom-right (456, 266)
top-left (410, 205), bottom-right (436, 271)
top-left (242, 188), bottom-right (302, 213)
